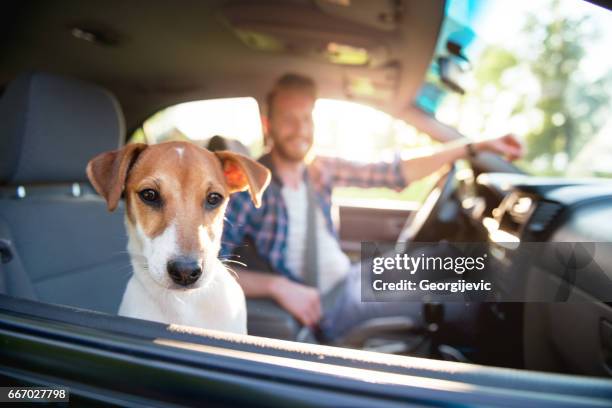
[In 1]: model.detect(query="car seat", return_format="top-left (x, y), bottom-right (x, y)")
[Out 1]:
top-left (0, 72), bottom-right (130, 314)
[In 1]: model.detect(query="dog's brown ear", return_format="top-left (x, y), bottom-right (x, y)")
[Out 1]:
top-left (86, 143), bottom-right (148, 211)
top-left (215, 151), bottom-right (271, 208)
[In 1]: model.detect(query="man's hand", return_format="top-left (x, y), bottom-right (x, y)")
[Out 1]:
top-left (476, 133), bottom-right (524, 161)
top-left (271, 277), bottom-right (322, 327)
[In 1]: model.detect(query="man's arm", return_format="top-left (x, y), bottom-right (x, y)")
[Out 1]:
top-left (314, 133), bottom-right (522, 189)
top-left (400, 135), bottom-right (523, 183)
top-left (235, 267), bottom-right (322, 328)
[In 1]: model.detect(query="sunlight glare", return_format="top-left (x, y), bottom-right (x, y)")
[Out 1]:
top-left (173, 97), bottom-right (262, 145)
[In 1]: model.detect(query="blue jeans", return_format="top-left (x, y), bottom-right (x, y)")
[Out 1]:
top-left (319, 262), bottom-right (479, 342)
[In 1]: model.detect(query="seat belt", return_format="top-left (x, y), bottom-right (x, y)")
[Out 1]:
top-left (300, 175), bottom-right (348, 342)
top-left (303, 176), bottom-right (345, 310)
top-left (298, 178), bottom-right (323, 342)
top-left (302, 176), bottom-right (319, 289)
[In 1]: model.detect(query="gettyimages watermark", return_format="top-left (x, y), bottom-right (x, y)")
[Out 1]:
top-left (360, 241), bottom-right (612, 302)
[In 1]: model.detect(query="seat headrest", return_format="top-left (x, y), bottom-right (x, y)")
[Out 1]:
top-left (207, 135), bottom-right (251, 157)
top-left (0, 72), bottom-right (125, 184)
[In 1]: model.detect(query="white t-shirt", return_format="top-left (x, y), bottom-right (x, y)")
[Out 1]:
top-left (281, 181), bottom-right (350, 294)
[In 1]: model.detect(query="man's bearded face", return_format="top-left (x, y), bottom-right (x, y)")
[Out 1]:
top-left (267, 90), bottom-right (315, 162)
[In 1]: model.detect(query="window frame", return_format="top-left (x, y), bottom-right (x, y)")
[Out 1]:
top-left (1, 294), bottom-right (610, 407)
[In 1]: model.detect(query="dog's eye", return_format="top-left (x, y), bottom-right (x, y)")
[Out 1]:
top-left (206, 192), bottom-right (223, 208)
top-left (139, 189), bottom-right (160, 205)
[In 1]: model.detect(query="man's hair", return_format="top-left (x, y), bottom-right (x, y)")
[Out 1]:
top-left (266, 73), bottom-right (317, 118)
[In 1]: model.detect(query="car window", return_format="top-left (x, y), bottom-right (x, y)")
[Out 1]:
top-left (415, 0), bottom-right (612, 178)
top-left (130, 97), bottom-right (265, 157)
top-left (312, 99), bottom-right (439, 205)
top-left (132, 98), bottom-right (439, 205)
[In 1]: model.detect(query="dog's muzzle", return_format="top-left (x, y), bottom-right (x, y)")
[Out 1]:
top-left (167, 257), bottom-right (202, 286)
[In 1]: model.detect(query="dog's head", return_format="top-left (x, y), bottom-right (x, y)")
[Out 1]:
top-left (86, 141), bottom-right (270, 290)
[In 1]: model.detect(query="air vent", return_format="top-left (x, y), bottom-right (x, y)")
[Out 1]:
top-left (527, 201), bottom-right (563, 233)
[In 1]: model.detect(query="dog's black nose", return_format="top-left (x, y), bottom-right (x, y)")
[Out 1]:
top-left (167, 258), bottom-right (202, 286)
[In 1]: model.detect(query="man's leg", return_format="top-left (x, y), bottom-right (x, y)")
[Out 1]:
top-left (319, 262), bottom-right (479, 343)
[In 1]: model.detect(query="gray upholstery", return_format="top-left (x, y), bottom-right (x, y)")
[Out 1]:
top-left (0, 72), bottom-right (130, 314)
top-left (247, 299), bottom-right (302, 340)
top-left (0, 198), bottom-right (130, 312)
top-left (0, 72), bottom-right (124, 184)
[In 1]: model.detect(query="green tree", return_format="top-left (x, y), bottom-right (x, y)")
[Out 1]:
top-left (513, 1), bottom-right (610, 175)
top-left (453, 0), bottom-right (611, 176)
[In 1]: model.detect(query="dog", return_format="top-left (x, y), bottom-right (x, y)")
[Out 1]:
top-left (86, 141), bottom-right (270, 334)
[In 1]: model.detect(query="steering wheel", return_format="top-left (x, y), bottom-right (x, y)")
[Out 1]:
top-left (396, 163), bottom-right (458, 248)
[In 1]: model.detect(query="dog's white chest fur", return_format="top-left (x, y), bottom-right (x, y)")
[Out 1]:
top-left (118, 262), bottom-right (247, 334)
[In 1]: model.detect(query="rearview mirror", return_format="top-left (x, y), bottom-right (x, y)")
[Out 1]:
top-left (437, 55), bottom-right (471, 95)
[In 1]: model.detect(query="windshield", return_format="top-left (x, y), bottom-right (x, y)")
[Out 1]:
top-left (416, 0), bottom-right (612, 178)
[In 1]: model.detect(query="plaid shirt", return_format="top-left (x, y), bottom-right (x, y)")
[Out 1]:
top-left (221, 153), bottom-right (407, 281)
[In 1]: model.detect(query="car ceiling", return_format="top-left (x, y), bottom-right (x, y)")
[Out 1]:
top-left (1, 0), bottom-right (444, 135)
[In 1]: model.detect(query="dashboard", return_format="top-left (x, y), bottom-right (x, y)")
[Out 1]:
top-left (456, 170), bottom-right (612, 376)
top-left (457, 170), bottom-right (612, 242)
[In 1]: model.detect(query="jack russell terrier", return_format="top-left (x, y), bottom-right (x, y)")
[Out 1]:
top-left (86, 141), bottom-right (270, 334)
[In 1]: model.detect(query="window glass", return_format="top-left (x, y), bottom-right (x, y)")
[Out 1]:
top-left (416, 0), bottom-right (612, 178)
top-left (131, 97), bottom-right (265, 157)
top-left (312, 99), bottom-right (438, 205)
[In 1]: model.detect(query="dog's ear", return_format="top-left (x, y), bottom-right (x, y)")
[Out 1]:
top-left (215, 151), bottom-right (271, 208)
top-left (86, 143), bottom-right (148, 212)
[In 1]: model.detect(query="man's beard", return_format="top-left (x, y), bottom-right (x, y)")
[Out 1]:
top-left (271, 134), bottom-right (312, 162)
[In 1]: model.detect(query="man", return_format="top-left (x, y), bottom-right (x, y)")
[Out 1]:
top-left (222, 73), bottom-right (522, 341)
